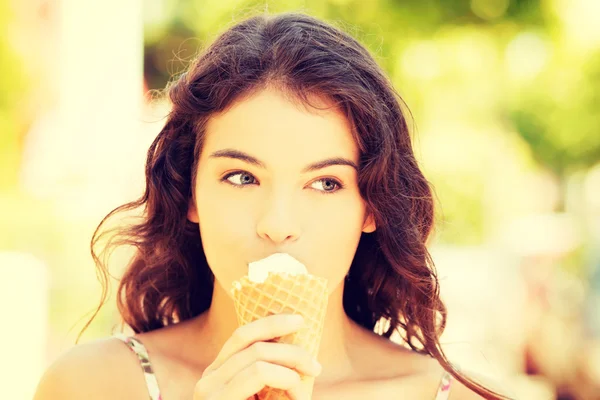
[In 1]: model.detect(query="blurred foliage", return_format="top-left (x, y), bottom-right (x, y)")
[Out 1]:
top-left (509, 51), bottom-right (600, 180)
top-left (143, 0), bottom-right (546, 90)
top-left (0, 0), bottom-right (27, 190)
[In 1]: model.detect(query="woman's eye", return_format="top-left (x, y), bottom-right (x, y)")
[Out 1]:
top-left (310, 178), bottom-right (343, 194)
top-left (221, 171), bottom-right (344, 194)
top-left (222, 171), bottom-right (257, 186)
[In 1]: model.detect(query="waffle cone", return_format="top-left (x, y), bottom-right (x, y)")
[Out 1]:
top-left (231, 272), bottom-right (328, 400)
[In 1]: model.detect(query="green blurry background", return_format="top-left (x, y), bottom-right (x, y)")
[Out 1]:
top-left (2, 0), bottom-right (599, 399)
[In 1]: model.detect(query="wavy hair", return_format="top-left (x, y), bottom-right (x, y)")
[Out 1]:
top-left (83, 11), bottom-right (510, 399)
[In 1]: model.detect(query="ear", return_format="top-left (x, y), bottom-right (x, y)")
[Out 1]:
top-left (362, 212), bottom-right (376, 233)
top-left (187, 198), bottom-right (199, 223)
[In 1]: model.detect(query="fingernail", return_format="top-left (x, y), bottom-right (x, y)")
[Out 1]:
top-left (288, 314), bottom-right (304, 325)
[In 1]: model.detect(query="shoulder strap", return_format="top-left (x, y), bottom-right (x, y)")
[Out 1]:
top-left (115, 333), bottom-right (163, 400)
top-left (434, 371), bottom-right (453, 400)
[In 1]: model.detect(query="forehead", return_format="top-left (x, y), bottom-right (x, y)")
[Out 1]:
top-left (201, 88), bottom-right (359, 163)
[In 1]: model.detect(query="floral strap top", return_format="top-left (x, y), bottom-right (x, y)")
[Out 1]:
top-left (435, 371), bottom-right (453, 400)
top-left (115, 334), bottom-right (162, 400)
top-left (115, 334), bottom-right (453, 400)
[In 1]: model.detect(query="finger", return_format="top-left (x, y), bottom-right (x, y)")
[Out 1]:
top-left (218, 361), bottom-right (301, 399)
top-left (202, 341), bottom-right (321, 389)
top-left (205, 313), bottom-right (304, 374)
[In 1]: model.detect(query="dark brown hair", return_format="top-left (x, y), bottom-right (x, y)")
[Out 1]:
top-left (84, 11), bottom-right (511, 399)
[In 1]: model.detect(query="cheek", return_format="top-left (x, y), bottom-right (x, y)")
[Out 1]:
top-left (194, 181), bottom-right (254, 288)
top-left (195, 173), bottom-right (255, 240)
top-left (323, 189), bottom-right (366, 232)
top-left (309, 195), bottom-right (366, 292)
top-left (198, 193), bottom-right (251, 244)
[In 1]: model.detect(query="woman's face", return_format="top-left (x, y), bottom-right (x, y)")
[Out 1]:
top-left (188, 87), bottom-right (375, 296)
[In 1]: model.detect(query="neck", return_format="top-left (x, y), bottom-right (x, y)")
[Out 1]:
top-left (196, 279), bottom-right (361, 384)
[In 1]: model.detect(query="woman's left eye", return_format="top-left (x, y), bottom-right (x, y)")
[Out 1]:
top-left (310, 178), bottom-right (343, 194)
top-left (221, 171), bottom-right (344, 194)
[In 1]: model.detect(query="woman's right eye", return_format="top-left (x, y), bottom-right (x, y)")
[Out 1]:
top-left (221, 171), bottom-right (258, 187)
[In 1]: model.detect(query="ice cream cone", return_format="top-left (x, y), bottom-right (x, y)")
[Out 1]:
top-left (231, 271), bottom-right (328, 400)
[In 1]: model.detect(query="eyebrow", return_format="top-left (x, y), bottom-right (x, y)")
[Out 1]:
top-left (209, 148), bottom-right (359, 173)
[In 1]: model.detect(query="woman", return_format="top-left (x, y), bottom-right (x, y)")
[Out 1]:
top-left (34, 11), bottom-right (512, 400)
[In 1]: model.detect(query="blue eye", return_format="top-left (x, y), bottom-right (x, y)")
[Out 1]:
top-left (310, 178), bottom-right (342, 194)
top-left (221, 171), bottom-right (258, 186)
top-left (220, 170), bottom-right (344, 195)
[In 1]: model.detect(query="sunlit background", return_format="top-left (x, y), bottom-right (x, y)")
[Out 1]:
top-left (1, 0), bottom-right (599, 399)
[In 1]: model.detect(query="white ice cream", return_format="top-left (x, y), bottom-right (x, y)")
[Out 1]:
top-left (247, 253), bottom-right (308, 283)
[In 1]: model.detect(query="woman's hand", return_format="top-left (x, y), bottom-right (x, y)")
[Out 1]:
top-left (193, 313), bottom-right (322, 400)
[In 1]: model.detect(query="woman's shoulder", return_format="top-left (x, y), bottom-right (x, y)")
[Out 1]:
top-left (392, 357), bottom-right (512, 400)
top-left (33, 336), bottom-right (150, 400)
top-left (389, 358), bottom-right (495, 400)
top-left (364, 338), bottom-right (497, 399)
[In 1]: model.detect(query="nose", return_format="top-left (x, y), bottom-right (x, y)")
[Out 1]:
top-left (256, 190), bottom-right (301, 245)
